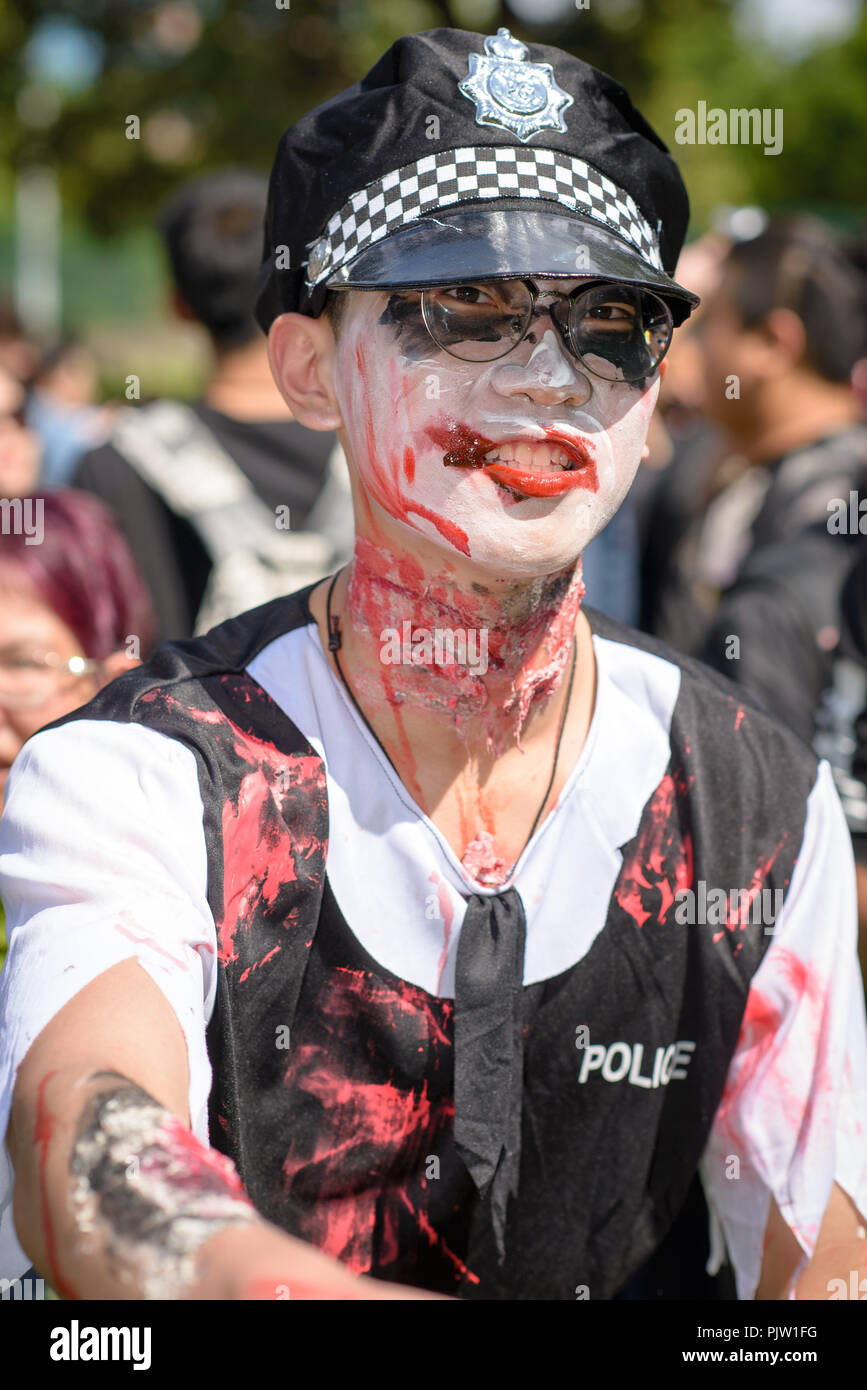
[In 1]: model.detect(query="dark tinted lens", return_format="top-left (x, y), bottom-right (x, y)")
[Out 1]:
top-left (421, 281), bottom-right (532, 361)
top-left (568, 284), bottom-right (672, 381)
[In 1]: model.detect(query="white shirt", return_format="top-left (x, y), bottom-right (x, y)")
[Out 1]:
top-left (1, 620), bottom-right (866, 1296)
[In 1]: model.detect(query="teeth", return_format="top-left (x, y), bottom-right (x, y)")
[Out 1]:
top-left (483, 441), bottom-right (574, 470)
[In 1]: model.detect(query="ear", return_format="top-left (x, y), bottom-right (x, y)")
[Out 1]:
top-left (171, 289), bottom-right (196, 323)
top-left (758, 307), bottom-right (807, 374)
top-left (267, 312), bottom-right (343, 431)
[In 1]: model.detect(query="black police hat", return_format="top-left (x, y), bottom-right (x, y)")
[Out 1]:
top-left (255, 28), bottom-right (699, 332)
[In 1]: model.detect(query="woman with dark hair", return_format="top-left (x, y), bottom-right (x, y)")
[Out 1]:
top-left (0, 490), bottom-right (156, 968)
top-left (0, 490), bottom-right (155, 814)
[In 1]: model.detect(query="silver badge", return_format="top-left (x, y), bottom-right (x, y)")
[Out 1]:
top-left (306, 236), bottom-right (331, 282)
top-left (459, 28), bottom-right (573, 144)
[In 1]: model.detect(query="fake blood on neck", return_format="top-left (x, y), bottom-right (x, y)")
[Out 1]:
top-left (343, 537), bottom-right (584, 755)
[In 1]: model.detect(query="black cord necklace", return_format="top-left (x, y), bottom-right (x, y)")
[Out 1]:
top-left (326, 569), bottom-right (400, 776)
top-left (325, 567), bottom-right (578, 860)
top-left (522, 634), bottom-right (577, 848)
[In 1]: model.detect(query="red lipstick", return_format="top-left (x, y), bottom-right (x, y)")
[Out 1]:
top-left (481, 463), bottom-right (596, 497)
top-left (427, 420), bottom-right (599, 498)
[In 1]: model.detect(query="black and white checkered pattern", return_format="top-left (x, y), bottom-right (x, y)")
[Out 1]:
top-left (305, 145), bottom-right (662, 287)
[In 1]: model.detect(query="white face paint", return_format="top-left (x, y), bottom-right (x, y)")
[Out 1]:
top-left (333, 280), bottom-right (661, 578)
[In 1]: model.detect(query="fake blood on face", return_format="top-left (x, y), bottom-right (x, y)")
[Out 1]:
top-left (353, 346), bottom-right (471, 556)
top-left (426, 421), bottom-right (496, 469)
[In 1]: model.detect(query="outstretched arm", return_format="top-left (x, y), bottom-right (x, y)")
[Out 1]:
top-left (8, 957), bottom-right (436, 1300)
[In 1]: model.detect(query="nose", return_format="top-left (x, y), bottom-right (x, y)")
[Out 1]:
top-left (489, 328), bottom-right (593, 408)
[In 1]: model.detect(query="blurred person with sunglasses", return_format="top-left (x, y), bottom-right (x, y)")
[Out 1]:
top-left (0, 29), bottom-right (865, 1309)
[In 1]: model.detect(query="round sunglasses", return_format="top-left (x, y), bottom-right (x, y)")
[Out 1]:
top-left (418, 278), bottom-right (674, 382)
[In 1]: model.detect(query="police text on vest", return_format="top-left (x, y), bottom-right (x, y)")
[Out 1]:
top-left (578, 1040), bottom-right (695, 1087)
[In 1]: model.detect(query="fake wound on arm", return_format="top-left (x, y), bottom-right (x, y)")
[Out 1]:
top-left (27, 1066), bottom-right (259, 1300)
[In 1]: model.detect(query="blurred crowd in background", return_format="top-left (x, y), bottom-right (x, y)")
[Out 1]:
top-left (3, 1), bottom-right (867, 985)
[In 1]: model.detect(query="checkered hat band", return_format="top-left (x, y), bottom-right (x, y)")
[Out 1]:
top-left (304, 146), bottom-right (663, 287)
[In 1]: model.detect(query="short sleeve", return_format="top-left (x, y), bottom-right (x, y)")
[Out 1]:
top-left (701, 759), bottom-right (867, 1299)
top-left (0, 719), bottom-right (218, 1280)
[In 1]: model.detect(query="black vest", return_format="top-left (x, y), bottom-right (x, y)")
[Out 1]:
top-left (45, 589), bottom-right (818, 1299)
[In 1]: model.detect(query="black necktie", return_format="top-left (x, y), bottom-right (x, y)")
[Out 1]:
top-left (453, 889), bottom-right (527, 1263)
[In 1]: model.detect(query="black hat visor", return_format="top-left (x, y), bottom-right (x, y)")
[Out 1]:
top-left (324, 204), bottom-right (699, 325)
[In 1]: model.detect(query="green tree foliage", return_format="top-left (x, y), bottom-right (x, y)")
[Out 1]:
top-left (2, 0), bottom-right (864, 241)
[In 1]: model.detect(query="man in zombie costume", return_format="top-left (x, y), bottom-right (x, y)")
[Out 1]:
top-left (1, 29), bottom-right (866, 1303)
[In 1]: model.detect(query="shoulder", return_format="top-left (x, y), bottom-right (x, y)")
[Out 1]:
top-left (776, 425), bottom-right (867, 495)
top-left (588, 606), bottom-right (820, 790)
top-left (73, 439), bottom-right (136, 490)
top-left (38, 588), bottom-right (319, 741)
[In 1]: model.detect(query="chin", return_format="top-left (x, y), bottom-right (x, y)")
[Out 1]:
top-left (406, 505), bottom-right (611, 578)
top-left (357, 455), bottom-right (635, 576)
top-left (452, 547), bottom-right (583, 581)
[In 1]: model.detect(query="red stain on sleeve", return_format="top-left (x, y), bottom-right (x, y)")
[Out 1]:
top-left (714, 948), bottom-right (834, 1168)
top-left (115, 912), bottom-right (191, 970)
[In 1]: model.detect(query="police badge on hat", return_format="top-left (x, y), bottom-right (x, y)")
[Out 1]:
top-left (255, 28), bottom-right (700, 330)
top-left (459, 28), bottom-right (573, 143)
